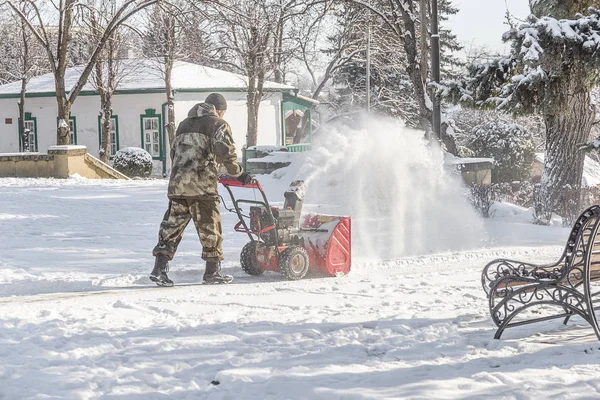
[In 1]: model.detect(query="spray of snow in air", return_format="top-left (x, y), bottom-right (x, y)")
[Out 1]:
top-left (292, 113), bottom-right (486, 260)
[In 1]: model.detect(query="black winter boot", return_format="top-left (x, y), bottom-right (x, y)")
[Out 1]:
top-left (150, 254), bottom-right (174, 287)
top-left (203, 261), bottom-right (233, 284)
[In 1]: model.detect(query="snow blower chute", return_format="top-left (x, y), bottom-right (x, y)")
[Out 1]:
top-left (219, 178), bottom-right (351, 280)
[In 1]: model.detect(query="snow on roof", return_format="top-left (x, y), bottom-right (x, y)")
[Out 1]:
top-left (444, 153), bottom-right (494, 166)
top-left (0, 59), bottom-right (295, 96)
top-left (247, 151), bottom-right (301, 164)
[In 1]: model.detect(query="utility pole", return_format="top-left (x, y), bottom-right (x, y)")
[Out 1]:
top-left (431, 0), bottom-right (441, 139)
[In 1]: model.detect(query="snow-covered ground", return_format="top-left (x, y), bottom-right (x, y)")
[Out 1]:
top-left (2, 175), bottom-right (599, 400)
top-left (2, 117), bottom-right (599, 399)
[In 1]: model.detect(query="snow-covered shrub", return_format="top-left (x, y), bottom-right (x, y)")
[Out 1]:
top-left (468, 121), bottom-right (535, 183)
top-left (493, 181), bottom-right (534, 208)
top-left (469, 184), bottom-right (496, 218)
top-left (113, 147), bottom-right (153, 178)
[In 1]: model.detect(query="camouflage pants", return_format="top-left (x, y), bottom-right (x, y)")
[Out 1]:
top-left (152, 198), bottom-right (223, 261)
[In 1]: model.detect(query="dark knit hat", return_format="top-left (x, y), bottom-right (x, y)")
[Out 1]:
top-left (205, 93), bottom-right (227, 110)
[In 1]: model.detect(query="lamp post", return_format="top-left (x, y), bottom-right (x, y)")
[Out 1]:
top-left (431, 0), bottom-right (441, 140)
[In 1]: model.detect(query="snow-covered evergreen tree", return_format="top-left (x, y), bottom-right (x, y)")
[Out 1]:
top-left (468, 121), bottom-right (535, 183)
top-left (441, 5), bottom-right (600, 223)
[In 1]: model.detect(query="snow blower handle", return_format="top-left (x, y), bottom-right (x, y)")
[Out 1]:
top-left (218, 175), bottom-right (262, 190)
top-left (219, 175), bottom-right (270, 213)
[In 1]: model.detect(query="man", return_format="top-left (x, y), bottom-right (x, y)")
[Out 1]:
top-left (150, 93), bottom-right (252, 286)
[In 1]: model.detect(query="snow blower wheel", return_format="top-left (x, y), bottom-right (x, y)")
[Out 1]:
top-left (240, 241), bottom-right (264, 276)
top-left (279, 246), bottom-right (309, 280)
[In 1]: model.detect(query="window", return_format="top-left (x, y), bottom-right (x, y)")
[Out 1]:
top-left (21, 112), bottom-right (37, 152)
top-left (109, 118), bottom-right (117, 155)
top-left (143, 117), bottom-right (160, 156)
top-left (23, 119), bottom-right (36, 152)
top-left (68, 117), bottom-right (77, 145)
top-left (97, 115), bottom-right (119, 157)
top-left (140, 109), bottom-right (162, 160)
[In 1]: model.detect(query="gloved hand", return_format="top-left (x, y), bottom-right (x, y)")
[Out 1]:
top-left (237, 172), bottom-right (254, 185)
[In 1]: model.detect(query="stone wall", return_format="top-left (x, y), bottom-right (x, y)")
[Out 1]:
top-left (0, 153), bottom-right (54, 178)
top-left (0, 146), bottom-right (129, 180)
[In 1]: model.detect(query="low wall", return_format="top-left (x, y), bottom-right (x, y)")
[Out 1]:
top-left (0, 153), bottom-right (54, 178)
top-left (0, 146), bottom-right (129, 180)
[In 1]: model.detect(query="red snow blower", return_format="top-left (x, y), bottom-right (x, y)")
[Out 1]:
top-left (219, 177), bottom-right (351, 280)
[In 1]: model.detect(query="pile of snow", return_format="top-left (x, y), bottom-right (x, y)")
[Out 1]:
top-left (113, 147), bottom-right (153, 178)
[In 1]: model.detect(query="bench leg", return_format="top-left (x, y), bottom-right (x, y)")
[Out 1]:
top-left (494, 326), bottom-right (505, 340)
top-left (563, 310), bottom-right (572, 325)
top-left (493, 310), bottom-right (573, 340)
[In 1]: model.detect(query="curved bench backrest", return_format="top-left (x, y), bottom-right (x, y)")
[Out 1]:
top-left (565, 205), bottom-right (600, 283)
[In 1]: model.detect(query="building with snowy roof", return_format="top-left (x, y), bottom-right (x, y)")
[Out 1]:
top-left (0, 59), bottom-right (317, 175)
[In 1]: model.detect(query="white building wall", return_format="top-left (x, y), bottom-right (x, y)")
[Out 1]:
top-left (0, 93), bottom-right (169, 174)
top-left (174, 91), bottom-right (283, 156)
top-left (107, 93), bottom-right (167, 175)
top-left (0, 90), bottom-right (284, 175)
top-left (0, 98), bottom-right (21, 152)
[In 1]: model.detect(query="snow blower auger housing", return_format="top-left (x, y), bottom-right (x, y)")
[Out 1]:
top-left (219, 177), bottom-right (351, 280)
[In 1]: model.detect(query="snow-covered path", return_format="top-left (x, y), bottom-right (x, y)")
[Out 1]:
top-left (2, 178), bottom-right (600, 399)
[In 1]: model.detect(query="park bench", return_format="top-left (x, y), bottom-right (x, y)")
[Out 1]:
top-left (481, 205), bottom-right (600, 340)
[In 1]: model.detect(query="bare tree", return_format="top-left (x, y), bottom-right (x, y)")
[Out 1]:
top-left (140, 0), bottom-right (210, 154)
top-left (142, 1), bottom-right (179, 152)
top-left (209, 0), bottom-right (274, 147)
top-left (83, 0), bottom-right (130, 163)
top-left (349, 0), bottom-right (458, 154)
top-left (269, 0), bottom-right (327, 84)
top-left (209, 1), bottom-right (326, 147)
top-left (0, 3), bottom-right (48, 151)
top-left (7, 0), bottom-right (158, 146)
top-left (291, 2), bottom-right (361, 100)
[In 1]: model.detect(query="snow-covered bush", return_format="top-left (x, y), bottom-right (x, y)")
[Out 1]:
top-left (469, 184), bottom-right (495, 218)
top-left (468, 121), bottom-right (535, 183)
top-left (493, 181), bottom-right (534, 208)
top-left (113, 147), bottom-right (153, 178)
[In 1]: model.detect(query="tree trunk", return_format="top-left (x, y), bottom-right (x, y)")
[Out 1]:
top-left (273, 16), bottom-right (284, 84)
top-left (419, 0), bottom-right (428, 84)
top-left (99, 94), bottom-right (112, 164)
top-left (56, 96), bottom-right (71, 145)
top-left (247, 92), bottom-right (259, 147)
top-left (536, 88), bottom-right (594, 224)
top-left (18, 78), bottom-right (26, 151)
top-left (166, 94), bottom-right (176, 163)
top-left (55, 0), bottom-right (74, 146)
top-left (399, 2), bottom-right (458, 155)
top-left (165, 62), bottom-right (176, 154)
top-left (246, 53), bottom-right (259, 147)
top-left (18, 9), bottom-right (29, 152)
